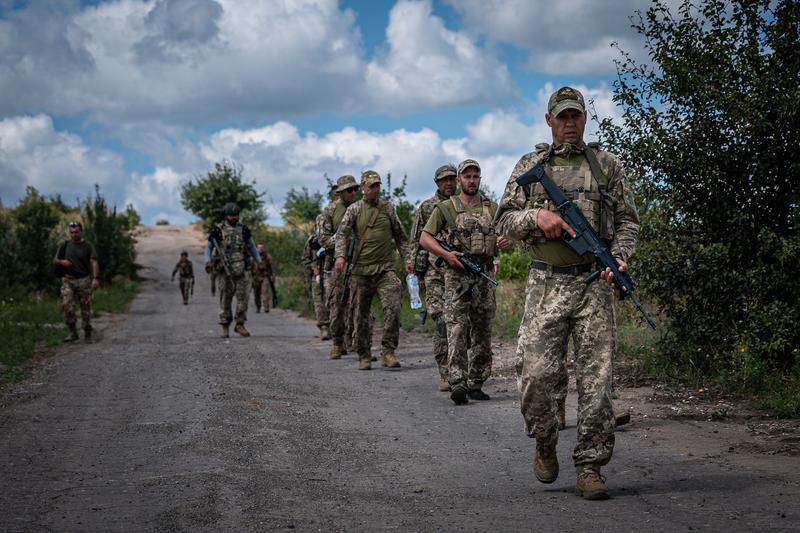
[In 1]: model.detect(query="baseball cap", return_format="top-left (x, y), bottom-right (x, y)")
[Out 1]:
top-left (360, 170), bottom-right (381, 186)
top-left (548, 86), bottom-right (585, 117)
top-left (434, 164), bottom-right (457, 182)
top-left (457, 159), bottom-right (481, 175)
top-left (336, 174), bottom-right (358, 192)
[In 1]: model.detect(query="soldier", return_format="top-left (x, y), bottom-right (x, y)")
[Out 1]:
top-left (319, 175), bottom-right (360, 359)
top-left (495, 86), bottom-right (640, 500)
top-left (252, 243), bottom-right (275, 313)
top-left (171, 251), bottom-right (194, 305)
top-left (52, 221), bottom-right (100, 342)
top-left (420, 159), bottom-right (512, 404)
top-left (409, 164), bottom-right (458, 391)
top-left (303, 218), bottom-right (331, 340)
top-left (333, 170), bottom-right (412, 370)
top-left (204, 203), bottom-right (261, 338)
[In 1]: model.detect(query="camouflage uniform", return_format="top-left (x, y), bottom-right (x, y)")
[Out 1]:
top-left (424, 195), bottom-right (499, 391)
top-left (171, 258), bottom-right (194, 304)
top-left (302, 226), bottom-right (330, 331)
top-left (335, 187), bottom-right (410, 366)
top-left (319, 190), bottom-right (357, 352)
top-left (409, 190), bottom-right (451, 381)
top-left (61, 276), bottom-right (93, 332)
top-left (252, 253), bottom-right (275, 312)
top-left (496, 141), bottom-right (639, 469)
top-left (207, 221), bottom-right (257, 327)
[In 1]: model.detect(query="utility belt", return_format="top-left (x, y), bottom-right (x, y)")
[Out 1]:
top-left (530, 260), bottom-right (594, 276)
top-left (63, 274), bottom-right (91, 281)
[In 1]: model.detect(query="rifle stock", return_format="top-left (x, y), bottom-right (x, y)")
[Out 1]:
top-left (515, 164), bottom-right (656, 329)
top-left (340, 236), bottom-right (357, 306)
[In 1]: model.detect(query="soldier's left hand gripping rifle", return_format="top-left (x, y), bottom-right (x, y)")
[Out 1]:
top-left (515, 164), bottom-right (657, 329)
top-left (434, 238), bottom-right (497, 299)
top-left (339, 235), bottom-right (357, 307)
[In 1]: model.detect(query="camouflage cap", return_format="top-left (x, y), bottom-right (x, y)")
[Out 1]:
top-left (336, 174), bottom-right (358, 192)
top-left (330, 182), bottom-right (339, 191)
top-left (548, 86), bottom-right (585, 117)
top-left (223, 202), bottom-right (241, 216)
top-left (360, 170), bottom-right (381, 186)
top-left (457, 159), bottom-right (481, 175)
top-left (434, 164), bottom-right (457, 182)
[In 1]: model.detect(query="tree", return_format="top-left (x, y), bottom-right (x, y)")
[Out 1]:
top-left (381, 172), bottom-right (415, 234)
top-left (82, 185), bottom-right (138, 282)
top-left (12, 187), bottom-right (61, 288)
top-left (598, 0), bottom-right (799, 374)
top-left (281, 187), bottom-right (324, 226)
top-left (180, 161), bottom-right (266, 230)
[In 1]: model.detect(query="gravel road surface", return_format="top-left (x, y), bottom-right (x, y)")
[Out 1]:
top-left (1, 226), bottom-right (798, 532)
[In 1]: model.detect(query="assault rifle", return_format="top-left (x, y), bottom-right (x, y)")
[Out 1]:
top-left (515, 164), bottom-right (657, 329)
top-left (209, 236), bottom-right (233, 277)
top-left (433, 238), bottom-right (498, 289)
top-left (339, 236), bottom-right (357, 306)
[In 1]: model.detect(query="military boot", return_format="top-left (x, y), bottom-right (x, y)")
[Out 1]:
top-left (319, 325), bottom-right (331, 341)
top-left (358, 355), bottom-right (372, 370)
top-left (450, 384), bottom-right (468, 405)
top-left (438, 376), bottom-right (451, 392)
top-left (83, 326), bottom-right (92, 343)
top-left (330, 343), bottom-right (344, 360)
top-left (234, 323), bottom-right (250, 337)
top-left (382, 352), bottom-right (401, 368)
top-left (615, 410), bottom-right (631, 427)
top-left (575, 467), bottom-right (609, 500)
top-left (63, 325), bottom-right (79, 343)
top-left (557, 398), bottom-right (566, 430)
top-left (221, 325), bottom-right (230, 338)
top-left (534, 441), bottom-right (559, 484)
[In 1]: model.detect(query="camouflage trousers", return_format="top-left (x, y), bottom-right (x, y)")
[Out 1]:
top-left (252, 273), bottom-right (274, 312)
top-left (179, 276), bottom-right (192, 303)
top-left (443, 268), bottom-right (495, 389)
top-left (61, 276), bottom-right (93, 331)
top-left (305, 268), bottom-right (329, 328)
top-left (325, 270), bottom-right (356, 346)
top-left (210, 271), bottom-right (218, 296)
top-left (351, 270), bottom-right (401, 360)
top-left (424, 266), bottom-right (448, 380)
top-left (219, 273), bottom-right (251, 325)
top-left (515, 268), bottom-right (616, 468)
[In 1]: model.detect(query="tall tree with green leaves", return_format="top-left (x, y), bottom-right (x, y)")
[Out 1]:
top-left (281, 187), bottom-right (324, 226)
top-left (598, 0), bottom-right (799, 375)
top-left (82, 186), bottom-right (138, 282)
top-left (12, 187), bottom-right (61, 288)
top-left (180, 161), bottom-right (266, 230)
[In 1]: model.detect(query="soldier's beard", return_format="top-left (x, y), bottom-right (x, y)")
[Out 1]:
top-left (463, 187), bottom-right (478, 196)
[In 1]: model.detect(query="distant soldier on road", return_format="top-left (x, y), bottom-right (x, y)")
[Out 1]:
top-left (52, 221), bottom-right (100, 342)
top-left (204, 203), bottom-right (261, 338)
top-left (421, 159), bottom-right (511, 404)
top-left (409, 164), bottom-right (458, 391)
top-left (251, 244), bottom-right (275, 313)
top-left (171, 251), bottom-right (195, 305)
top-left (334, 170), bottom-right (412, 370)
top-left (303, 218), bottom-right (331, 340)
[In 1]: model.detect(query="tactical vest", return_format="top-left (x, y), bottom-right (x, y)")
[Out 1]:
top-left (219, 223), bottom-right (247, 277)
top-left (526, 143), bottom-right (617, 242)
top-left (177, 260), bottom-right (192, 278)
top-left (437, 196), bottom-right (497, 258)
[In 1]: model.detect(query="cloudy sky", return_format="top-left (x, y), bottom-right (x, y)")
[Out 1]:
top-left (0, 0), bottom-right (657, 225)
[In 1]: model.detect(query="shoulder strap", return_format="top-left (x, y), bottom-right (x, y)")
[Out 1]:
top-left (584, 147), bottom-right (609, 190)
top-left (450, 196), bottom-right (466, 213)
top-left (437, 200), bottom-right (468, 248)
top-left (480, 196), bottom-right (492, 219)
top-left (352, 201), bottom-right (385, 264)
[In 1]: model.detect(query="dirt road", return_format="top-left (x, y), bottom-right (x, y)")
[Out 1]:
top-left (1, 226), bottom-right (798, 532)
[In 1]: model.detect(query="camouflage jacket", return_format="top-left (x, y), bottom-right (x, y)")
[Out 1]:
top-left (252, 254), bottom-right (273, 278)
top-left (495, 142), bottom-right (640, 263)
top-left (334, 199), bottom-right (410, 276)
top-left (172, 259), bottom-right (194, 279)
top-left (409, 190), bottom-right (449, 274)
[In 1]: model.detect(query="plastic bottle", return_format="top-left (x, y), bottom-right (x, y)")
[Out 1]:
top-left (407, 273), bottom-right (422, 309)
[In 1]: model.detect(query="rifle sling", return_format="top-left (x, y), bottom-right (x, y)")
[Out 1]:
top-left (350, 200), bottom-right (384, 268)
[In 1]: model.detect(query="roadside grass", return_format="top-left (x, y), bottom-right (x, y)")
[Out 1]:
top-left (0, 279), bottom-right (139, 384)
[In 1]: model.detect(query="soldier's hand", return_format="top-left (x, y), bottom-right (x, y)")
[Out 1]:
top-left (334, 256), bottom-right (346, 273)
top-left (537, 210), bottom-right (576, 240)
top-left (496, 236), bottom-right (512, 250)
top-left (91, 278), bottom-right (100, 290)
top-left (445, 251), bottom-right (464, 269)
top-left (600, 257), bottom-right (628, 287)
top-left (405, 262), bottom-right (413, 274)
top-left (311, 265), bottom-right (320, 277)
top-left (204, 262), bottom-right (212, 274)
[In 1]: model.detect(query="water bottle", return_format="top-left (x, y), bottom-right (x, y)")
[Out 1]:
top-left (407, 273), bottom-right (422, 309)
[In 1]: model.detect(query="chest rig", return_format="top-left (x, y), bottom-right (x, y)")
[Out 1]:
top-left (437, 196), bottom-right (497, 258)
top-left (527, 143), bottom-right (617, 242)
top-left (220, 223), bottom-right (247, 276)
top-left (177, 260), bottom-right (192, 277)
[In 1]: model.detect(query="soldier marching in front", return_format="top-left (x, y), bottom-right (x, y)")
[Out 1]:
top-left (171, 251), bottom-right (194, 305)
top-left (204, 203), bottom-right (261, 338)
top-left (334, 170), bottom-right (412, 370)
top-left (421, 159), bottom-right (512, 404)
top-left (52, 221), bottom-right (100, 343)
top-left (409, 164), bottom-right (458, 391)
top-left (495, 86), bottom-right (640, 499)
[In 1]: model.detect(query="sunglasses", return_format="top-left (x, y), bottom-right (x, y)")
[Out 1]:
top-left (68, 221), bottom-right (82, 229)
top-left (368, 182), bottom-right (381, 189)
top-left (342, 187), bottom-right (358, 193)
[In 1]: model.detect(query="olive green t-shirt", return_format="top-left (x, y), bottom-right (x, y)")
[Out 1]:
top-left (354, 201), bottom-right (396, 275)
